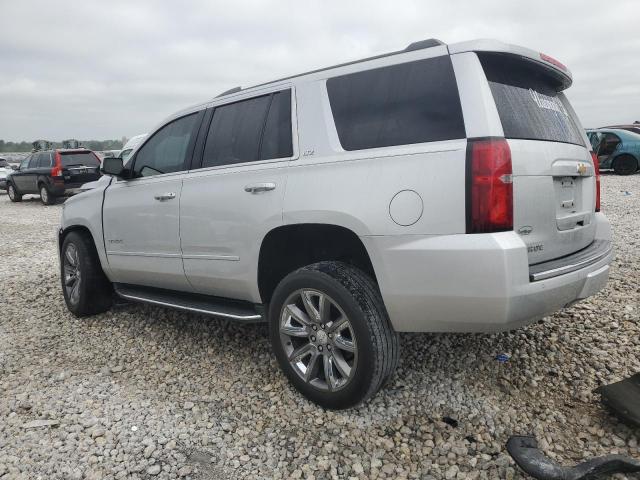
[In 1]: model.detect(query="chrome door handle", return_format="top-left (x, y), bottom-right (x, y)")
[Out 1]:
top-left (244, 183), bottom-right (276, 194)
top-left (154, 192), bottom-right (176, 201)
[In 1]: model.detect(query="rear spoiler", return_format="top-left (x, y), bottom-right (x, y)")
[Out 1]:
top-left (448, 39), bottom-right (572, 90)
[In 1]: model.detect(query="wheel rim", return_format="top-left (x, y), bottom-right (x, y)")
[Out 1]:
top-left (63, 243), bottom-right (81, 305)
top-left (279, 289), bottom-right (357, 392)
top-left (41, 187), bottom-right (48, 203)
top-left (8, 185), bottom-right (15, 200)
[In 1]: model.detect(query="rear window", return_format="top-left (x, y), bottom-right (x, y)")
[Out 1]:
top-left (61, 152), bottom-right (100, 167)
top-left (479, 53), bottom-right (584, 146)
top-left (327, 56), bottom-right (466, 151)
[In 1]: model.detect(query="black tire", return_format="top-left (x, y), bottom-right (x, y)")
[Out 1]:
top-left (269, 261), bottom-right (399, 409)
top-left (39, 184), bottom-right (56, 205)
top-left (613, 155), bottom-right (638, 176)
top-left (60, 231), bottom-right (113, 317)
top-left (7, 182), bottom-right (22, 202)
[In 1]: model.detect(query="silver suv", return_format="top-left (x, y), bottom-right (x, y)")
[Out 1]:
top-left (59, 38), bottom-right (612, 409)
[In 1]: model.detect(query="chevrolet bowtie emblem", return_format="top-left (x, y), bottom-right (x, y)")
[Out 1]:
top-left (577, 163), bottom-right (588, 175)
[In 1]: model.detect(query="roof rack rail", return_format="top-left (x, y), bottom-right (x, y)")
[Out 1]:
top-left (216, 86), bottom-right (242, 98)
top-left (405, 38), bottom-right (446, 52)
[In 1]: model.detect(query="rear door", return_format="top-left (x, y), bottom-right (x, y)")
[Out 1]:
top-left (24, 153), bottom-right (42, 192)
top-left (59, 151), bottom-right (101, 187)
top-left (180, 89), bottom-right (294, 302)
top-left (478, 53), bottom-right (596, 264)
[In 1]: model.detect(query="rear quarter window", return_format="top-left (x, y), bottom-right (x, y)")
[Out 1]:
top-left (479, 53), bottom-right (584, 146)
top-left (327, 56), bottom-right (466, 151)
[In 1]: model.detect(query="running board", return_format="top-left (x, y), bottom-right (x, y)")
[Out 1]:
top-left (114, 284), bottom-right (264, 322)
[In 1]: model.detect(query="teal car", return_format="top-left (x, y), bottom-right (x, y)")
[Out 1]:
top-left (586, 128), bottom-right (640, 175)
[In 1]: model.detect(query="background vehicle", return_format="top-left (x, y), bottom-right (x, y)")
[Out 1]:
top-left (587, 128), bottom-right (640, 175)
top-left (0, 157), bottom-right (12, 190)
top-left (118, 134), bottom-right (147, 164)
top-left (7, 148), bottom-right (102, 204)
top-left (602, 124), bottom-right (640, 135)
top-left (59, 38), bottom-right (612, 409)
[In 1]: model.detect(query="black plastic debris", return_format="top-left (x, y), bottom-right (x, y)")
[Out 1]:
top-left (442, 416), bottom-right (459, 428)
top-left (506, 435), bottom-right (640, 480)
top-left (596, 373), bottom-right (640, 427)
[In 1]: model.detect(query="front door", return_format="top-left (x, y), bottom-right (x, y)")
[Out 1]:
top-left (102, 110), bottom-right (204, 291)
top-left (180, 89), bottom-right (295, 302)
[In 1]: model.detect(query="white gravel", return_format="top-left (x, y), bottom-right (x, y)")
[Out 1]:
top-left (0, 174), bottom-right (638, 480)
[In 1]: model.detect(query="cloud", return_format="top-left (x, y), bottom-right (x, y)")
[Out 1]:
top-left (0, 0), bottom-right (639, 141)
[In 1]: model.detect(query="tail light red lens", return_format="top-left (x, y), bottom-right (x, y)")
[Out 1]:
top-left (591, 151), bottom-right (601, 212)
top-left (467, 138), bottom-right (513, 233)
top-left (51, 152), bottom-right (62, 177)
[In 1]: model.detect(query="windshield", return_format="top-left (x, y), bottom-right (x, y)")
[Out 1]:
top-left (61, 152), bottom-right (100, 167)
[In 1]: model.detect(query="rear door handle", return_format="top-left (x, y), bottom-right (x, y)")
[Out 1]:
top-left (154, 192), bottom-right (176, 201)
top-left (244, 183), bottom-right (276, 194)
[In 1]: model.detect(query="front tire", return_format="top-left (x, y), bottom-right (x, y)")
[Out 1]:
top-left (40, 184), bottom-right (55, 205)
top-left (7, 183), bottom-right (22, 202)
top-left (61, 231), bottom-right (113, 317)
top-left (269, 261), bottom-right (399, 409)
top-left (613, 155), bottom-right (638, 176)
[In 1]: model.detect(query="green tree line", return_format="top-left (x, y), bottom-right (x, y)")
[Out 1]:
top-left (0, 139), bottom-right (123, 153)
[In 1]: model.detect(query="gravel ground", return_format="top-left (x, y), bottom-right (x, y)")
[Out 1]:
top-left (0, 174), bottom-right (638, 480)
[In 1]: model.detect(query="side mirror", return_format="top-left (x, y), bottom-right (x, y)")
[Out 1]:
top-left (101, 157), bottom-right (124, 176)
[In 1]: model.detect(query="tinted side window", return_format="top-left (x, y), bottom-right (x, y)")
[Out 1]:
top-left (327, 56), bottom-right (466, 151)
top-left (260, 91), bottom-right (293, 160)
top-left (202, 95), bottom-right (271, 168)
top-left (40, 152), bottom-right (52, 168)
top-left (29, 154), bottom-right (41, 168)
top-left (133, 113), bottom-right (200, 177)
top-left (20, 157), bottom-right (31, 169)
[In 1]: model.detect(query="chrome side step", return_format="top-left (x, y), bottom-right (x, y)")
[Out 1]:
top-left (114, 284), bottom-right (264, 322)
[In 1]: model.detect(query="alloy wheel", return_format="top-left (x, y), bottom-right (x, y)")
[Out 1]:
top-left (63, 243), bottom-right (82, 305)
top-left (279, 289), bottom-right (357, 391)
top-left (40, 186), bottom-right (49, 204)
top-left (8, 185), bottom-right (15, 200)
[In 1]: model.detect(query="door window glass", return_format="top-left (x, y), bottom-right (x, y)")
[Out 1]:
top-left (260, 90), bottom-right (293, 160)
top-left (202, 95), bottom-right (271, 168)
top-left (133, 113), bottom-right (200, 177)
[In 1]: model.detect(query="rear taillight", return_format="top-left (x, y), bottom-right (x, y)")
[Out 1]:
top-left (51, 152), bottom-right (62, 177)
top-left (467, 138), bottom-right (513, 233)
top-left (591, 151), bottom-right (601, 212)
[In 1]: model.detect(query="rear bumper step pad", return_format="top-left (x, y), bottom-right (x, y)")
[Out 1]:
top-left (529, 239), bottom-right (612, 281)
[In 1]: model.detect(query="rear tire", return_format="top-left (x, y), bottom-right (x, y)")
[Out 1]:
top-left (40, 184), bottom-right (55, 205)
top-left (7, 183), bottom-right (22, 202)
top-left (269, 261), bottom-right (399, 409)
top-left (613, 155), bottom-right (638, 176)
top-left (61, 231), bottom-right (113, 317)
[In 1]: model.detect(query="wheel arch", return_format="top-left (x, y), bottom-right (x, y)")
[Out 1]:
top-left (257, 223), bottom-right (378, 304)
top-left (58, 225), bottom-right (97, 256)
